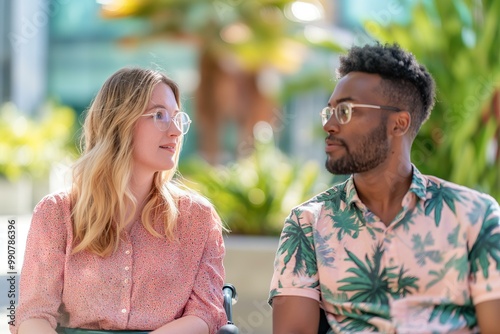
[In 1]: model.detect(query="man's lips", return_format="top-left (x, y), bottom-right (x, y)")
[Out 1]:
top-left (325, 137), bottom-right (346, 153)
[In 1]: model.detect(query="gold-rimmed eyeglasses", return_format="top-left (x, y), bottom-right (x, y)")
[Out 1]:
top-left (320, 102), bottom-right (401, 125)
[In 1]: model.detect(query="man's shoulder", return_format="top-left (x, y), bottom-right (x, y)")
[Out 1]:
top-left (421, 174), bottom-right (500, 221)
top-left (424, 174), bottom-right (498, 204)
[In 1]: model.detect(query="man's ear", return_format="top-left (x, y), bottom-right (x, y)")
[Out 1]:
top-left (390, 111), bottom-right (411, 137)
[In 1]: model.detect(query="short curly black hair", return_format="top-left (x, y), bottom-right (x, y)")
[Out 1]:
top-left (337, 43), bottom-right (435, 137)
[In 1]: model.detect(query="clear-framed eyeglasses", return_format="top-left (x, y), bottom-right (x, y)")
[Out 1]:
top-left (141, 109), bottom-right (192, 134)
top-left (320, 102), bottom-right (401, 125)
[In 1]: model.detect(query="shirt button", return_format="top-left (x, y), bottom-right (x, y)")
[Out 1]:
top-left (124, 266), bottom-right (130, 271)
top-left (121, 308), bottom-right (127, 313)
top-left (125, 250), bottom-right (130, 255)
top-left (124, 279), bottom-right (129, 283)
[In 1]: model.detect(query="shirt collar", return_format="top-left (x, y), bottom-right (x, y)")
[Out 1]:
top-left (408, 165), bottom-right (427, 201)
top-left (345, 164), bottom-right (428, 208)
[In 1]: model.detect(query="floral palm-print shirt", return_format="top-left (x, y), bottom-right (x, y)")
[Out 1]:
top-left (269, 166), bottom-right (500, 333)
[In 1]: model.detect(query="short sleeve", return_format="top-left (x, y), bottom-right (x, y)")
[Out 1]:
top-left (468, 196), bottom-right (500, 305)
top-left (269, 205), bottom-right (320, 306)
top-left (10, 193), bottom-right (71, 334)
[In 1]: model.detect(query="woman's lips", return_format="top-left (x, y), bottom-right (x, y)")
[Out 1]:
top-left (159, 144), bottom-right (176, 153)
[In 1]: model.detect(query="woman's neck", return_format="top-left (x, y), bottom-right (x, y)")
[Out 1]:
top-left (124, 174), bottom-right (155, 231)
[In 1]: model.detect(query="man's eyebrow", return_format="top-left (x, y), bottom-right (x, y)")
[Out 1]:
top-left (327, 97), bottom-right (354, 107)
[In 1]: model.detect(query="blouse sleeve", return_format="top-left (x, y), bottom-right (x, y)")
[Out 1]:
top-left (182, 204), bottom-right (227, 334)
top-left (10, 193), bottom-right (70, 334)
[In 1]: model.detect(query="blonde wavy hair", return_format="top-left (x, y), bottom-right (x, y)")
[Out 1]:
top-left (71, 67), bottom-right (185, 257)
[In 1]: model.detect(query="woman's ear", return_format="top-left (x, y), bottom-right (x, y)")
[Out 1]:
top-left (390, 111), bottom-right (411, 137)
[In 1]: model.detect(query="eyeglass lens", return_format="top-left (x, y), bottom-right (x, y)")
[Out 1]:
top-left (336, 103), bottom-right (351, 124)
top-left (154, 110), bottom-right (191, 134)
top-left (321, 103), bottom-right (352, 125)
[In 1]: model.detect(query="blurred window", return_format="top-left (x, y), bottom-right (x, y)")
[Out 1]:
top-left (337, 0), bottom-right (412, 29)
top-left (47, 1), bottom-right (196, 115)
top-left (47, 0), bottom-right (198, 155)
top-left (0, 0), bottom-right (12, 103)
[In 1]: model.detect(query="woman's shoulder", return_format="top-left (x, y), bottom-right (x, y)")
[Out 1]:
top-left (175, 190), bottom-right (224, 237)
top-left (177, 190), bottom-right (215, 214)
top-left (30, 191), bottom-right (73, 237)
top-left (34, 191), bottom-right (72, 213)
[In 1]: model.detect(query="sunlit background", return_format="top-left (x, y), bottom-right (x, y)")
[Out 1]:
top-left (0, 1), bottom-right (499, 332)
top-left (2, 0), bottom-right (499, 214)
top-left (0, 0), bottom-right (406, 213)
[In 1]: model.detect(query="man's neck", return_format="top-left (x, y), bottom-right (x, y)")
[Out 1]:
top-left (352, 161), bottom-right (413, 226)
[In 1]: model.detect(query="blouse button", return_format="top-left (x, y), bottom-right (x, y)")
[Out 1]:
top-left (124, 279), bottom-right (129, 284)
top-left (125, 250), bottom-right (130, 255)
top-left (121, 308), bottom-right (127, 313)
top-left (124, 266), bottom-right (130, 271)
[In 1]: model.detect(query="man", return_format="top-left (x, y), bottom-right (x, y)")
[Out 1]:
top-left (269, 43), bottom-right (500, 333)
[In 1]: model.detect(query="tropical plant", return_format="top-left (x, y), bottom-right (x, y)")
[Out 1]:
top-left (180, 126), bottom-right (327, 235)
top-left (0, 102), bottom-right (77, 181)
top-left (364, 0), bottom-right (500, 201)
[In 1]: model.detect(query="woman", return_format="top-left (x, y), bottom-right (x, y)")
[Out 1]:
top-left (12, 68), bottom-right (227, 334)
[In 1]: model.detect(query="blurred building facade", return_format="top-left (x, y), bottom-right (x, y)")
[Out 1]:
top-left (1, 0), bottom-right (409, 161)
top-left (1, 0), bottom-right (12, 105)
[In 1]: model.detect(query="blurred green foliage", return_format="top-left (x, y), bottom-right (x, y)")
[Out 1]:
top-left (365, 0), bottom-right (500, 201)
top-left (180, 131), bottom-right (327, 235)
top-left (99, 0), bottom-right (499, 237)
top-left (100, 0), bottom-right (337, 235)
top-left (0, 102), bottom-right (78, 181)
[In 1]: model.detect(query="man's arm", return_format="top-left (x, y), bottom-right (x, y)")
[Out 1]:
top-left (475, 299), bottom-right (500, 334)
top-left (272, 296), bottom-right (320, 334)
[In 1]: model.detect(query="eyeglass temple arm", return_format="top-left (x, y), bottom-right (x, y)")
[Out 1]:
top-left (350, 103), bottom-right (401, 112)
top-left (379, 105), bottom-right (401, 111)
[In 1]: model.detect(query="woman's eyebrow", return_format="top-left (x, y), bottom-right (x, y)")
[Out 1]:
top-left (148, 104), bottom-right (167, 110)
top-left (146, 104), bottom-right (180, 113)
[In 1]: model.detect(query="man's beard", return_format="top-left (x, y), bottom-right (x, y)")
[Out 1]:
top-left (325, 121), bottom-right (390, 175)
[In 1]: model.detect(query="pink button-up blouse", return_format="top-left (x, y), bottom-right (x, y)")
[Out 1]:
top-left (11, 192), bottom-right (227, 334)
